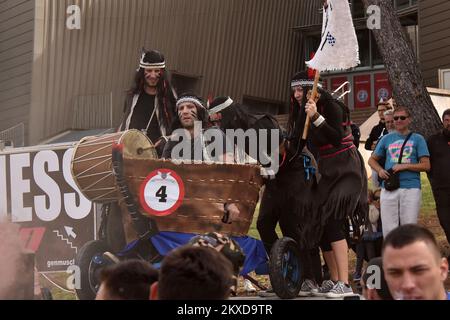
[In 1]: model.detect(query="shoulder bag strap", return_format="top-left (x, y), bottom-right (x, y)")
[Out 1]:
top-left (398, 132), bottom-right (413, 164)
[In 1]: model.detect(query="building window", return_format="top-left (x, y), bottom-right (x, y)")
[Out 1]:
top-left (305, 34), bottom-right (321, 62)
top-left (371, 32), bottom-right (384, 66)
top-left (405, 25), bottom-right (419, 60)
top-left (393, 0), bottom-right (417, 10)
top-left (351, 0), bottom-right (366, 19)
top-left (357, 30), bottom-right (371, 67)
top-left (439, 69), bottom-right (450, 90)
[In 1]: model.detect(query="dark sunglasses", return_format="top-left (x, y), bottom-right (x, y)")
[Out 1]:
top-left (394, 116), bottom-right (408, 121)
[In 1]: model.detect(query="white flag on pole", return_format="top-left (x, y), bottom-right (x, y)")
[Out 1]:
top-left (306, 0), bottom-right (360, 71)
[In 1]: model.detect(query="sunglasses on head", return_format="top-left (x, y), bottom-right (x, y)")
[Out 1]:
top-left (394, 116), bottom-right (408, 121)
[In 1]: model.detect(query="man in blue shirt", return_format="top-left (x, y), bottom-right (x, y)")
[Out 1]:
top-left (368, 106), bottom-right (430, 237)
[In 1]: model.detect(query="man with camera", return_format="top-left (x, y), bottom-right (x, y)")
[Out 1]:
top-left (368, 106), bottom-right (430, 237)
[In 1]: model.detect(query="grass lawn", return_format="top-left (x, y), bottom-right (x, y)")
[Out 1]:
top-left (248, 173), bottom-right (436, 240)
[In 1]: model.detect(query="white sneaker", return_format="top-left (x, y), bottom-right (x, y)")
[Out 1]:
top-left (243, 279), bottom-right (257, 293)
top-left (298, 279), bottom-right (318, 297)
top-left (325, 281), bottom-right (355, 298)
top-left (312, 280), bottom-right (336, 297)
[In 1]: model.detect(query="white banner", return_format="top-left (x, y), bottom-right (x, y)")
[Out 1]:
top-left (306, 0), bottom-right (360, 71)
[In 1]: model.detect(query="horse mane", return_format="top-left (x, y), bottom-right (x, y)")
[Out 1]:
top-left (220, 103), bottom-right (265, 131)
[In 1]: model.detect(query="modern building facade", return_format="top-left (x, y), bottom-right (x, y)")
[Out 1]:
top-left (1, 0), bottom-right (313, 146)
top-left (2, 0), bottom-right (450, 146)
top-left (295, 0), bottom-right (450, 113)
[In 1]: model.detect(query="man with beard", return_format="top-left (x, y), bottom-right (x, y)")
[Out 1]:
top-left (162, 93), bottom-right (239, 223)
top-left (427, 108), bottom-right (450, 261)
top-left (162, 93), bottom-right (234, 163)
top-left (119, 49), bottom-right (177, 156)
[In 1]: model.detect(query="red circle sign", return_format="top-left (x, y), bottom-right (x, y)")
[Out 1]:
top-left (139, 169), bottom-right (185, 217)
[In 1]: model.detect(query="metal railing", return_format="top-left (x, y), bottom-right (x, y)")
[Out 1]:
top-left (0, 123), bottom-right (25, 148)
top-left (332, 81), bottom-right (351, 101)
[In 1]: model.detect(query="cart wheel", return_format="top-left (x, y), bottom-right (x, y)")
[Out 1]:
top-left (268, 237), bottom-right (302, 299)
top-left (75, 240), bottom-right (110, 300)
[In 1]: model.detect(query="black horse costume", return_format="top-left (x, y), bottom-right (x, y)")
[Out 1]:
top-left (209, 95), bottom-right (321, 283)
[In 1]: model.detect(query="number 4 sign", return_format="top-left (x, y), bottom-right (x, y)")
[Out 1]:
top-left (140, 169), bottom-right (185, 216)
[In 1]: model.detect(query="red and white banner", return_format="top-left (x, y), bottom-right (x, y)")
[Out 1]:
top-left (374, 72), bottom-right (392, 102)
top-left (354, 74), bottom-right (372, 109)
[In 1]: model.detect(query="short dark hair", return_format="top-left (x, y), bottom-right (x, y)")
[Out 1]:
top-left (361, 257), bottom-right (393, 300)
top-left (99, 260), bottom-right (158, 300)
top-left (443, 108), bottom-right (450, 121)
top-left (158, 246), bottom-right (234, 300)
top-left (382, 224), bottom-right (441, 260)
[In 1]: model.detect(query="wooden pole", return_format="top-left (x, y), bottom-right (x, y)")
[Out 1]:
top-left (302, 70), bottom-right (321, 140)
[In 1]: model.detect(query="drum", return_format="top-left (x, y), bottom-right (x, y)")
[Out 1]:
top-left (71, 130), bottom-right (157, 203)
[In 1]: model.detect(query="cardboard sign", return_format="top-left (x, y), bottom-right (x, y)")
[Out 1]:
top-left (140, 169), bottom-right (185, 217)
top-left (0, 146), bottom-right (96, 272)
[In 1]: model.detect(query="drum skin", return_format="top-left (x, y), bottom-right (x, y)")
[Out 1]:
top-left (71, 130), bottom-right (157, 203)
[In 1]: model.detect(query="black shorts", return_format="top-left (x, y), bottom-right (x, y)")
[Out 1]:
top-left (320, 218), bottom-right (347, 251)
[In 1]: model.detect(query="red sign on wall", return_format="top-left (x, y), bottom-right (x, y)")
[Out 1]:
top-left (331, 76), bottom-right (349, 106)
top-left (354, 74), bottom-right (372, 109)
top-left (374, 73), bottom-right (392, 102)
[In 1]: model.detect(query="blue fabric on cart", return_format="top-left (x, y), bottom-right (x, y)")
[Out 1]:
top-left (148, 231), bottom-right (268, 275)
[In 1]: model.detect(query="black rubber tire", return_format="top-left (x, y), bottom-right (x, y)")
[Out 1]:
top-left (75, 240), bottom-right (109, 300)
top-left (268, 237), bottom-right (302, 299)
top-left (105, 202), bottom-right (127, 253)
